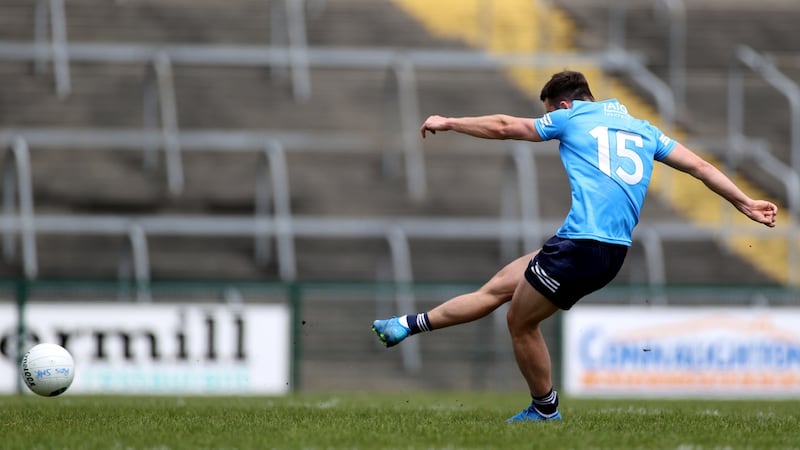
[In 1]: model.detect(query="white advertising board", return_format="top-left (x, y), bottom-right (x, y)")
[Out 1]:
top-left (0, 302), bottom-right (291, 395)
top-left (563, 306), bottom-right (800, 397)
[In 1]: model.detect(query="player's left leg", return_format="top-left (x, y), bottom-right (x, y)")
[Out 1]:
top-left (427, 250), bottom-right (539, 328)
top-left (372, 250), bottom-right (539, 347)
top-left (505, 278), bottom-right (562, 422)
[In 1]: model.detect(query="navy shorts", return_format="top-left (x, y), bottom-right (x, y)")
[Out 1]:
top-left (524, 236), bottom-right (628, 310)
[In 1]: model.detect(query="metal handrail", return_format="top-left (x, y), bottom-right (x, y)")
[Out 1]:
top-left (654, 0), bottom-right (686, 112)
top-left (0, 128), bottom-right (378, 153)
top-left (385, 55), bottom-right (427, 202)
top-left (606, 0), bottom-right (686, 115)
top-left (126, 223), bottom-right (152, 302)
top-left (0, 214), bottom-right (791, 239)
top-left (0, 42), bottom-right (641, 69)
top-left (285, 0), bottom-right (311, 101)
top-left (269, 0), bottom-right (312, 101)
top-left (728, 45), bottom-right (800, 217)
top-left (254, 140), bottom-right (297, 280)
top-left (1, 137), bottom-right (37, 279)
top-left (603, 48), bottom-right (676, 131)
top-left (33, 0), bottom-right (70, 97)
top-left (730, 45), bottom-right (800, 178)
top-left (0, 213), bottom-right (795, 284)
top-left (143, 52), bottom-right (183, 196)
top-left (500, 141), bottom-right (545, 261)
top-left (386, 227), bottom-right (421, 372)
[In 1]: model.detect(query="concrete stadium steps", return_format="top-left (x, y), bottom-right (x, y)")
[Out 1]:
top-left (0, 0), bottom-right (786, 287)
top-left (554, 0), bottom-right (800, 200)
top-left (28, 148), bottom-right (164, 210)
top-left (24, 147), bottom-right (516, 216)
top-left (558, 0), bottom-right (800, 69)
top-left (0, 2), bottom-right (33, 41)
top-left (2, 65), bottom-right (544, 130)
top-left (0, 62), bottom-right (148, 128)
top-left (306, 0), bottom-right (455, 48)
top-left (23, 0), bottom-right (271, 44)
top-left (0, 64), bottom-right (383, 130)
top-left (0, 0), bottom-right (451, 48)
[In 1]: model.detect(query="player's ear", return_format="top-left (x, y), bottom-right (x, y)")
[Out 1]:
top-left (559, 100), bottom-right (572, 110)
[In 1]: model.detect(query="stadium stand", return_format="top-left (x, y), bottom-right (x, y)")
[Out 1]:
top-left (0, 0), bottom-right (797, 389)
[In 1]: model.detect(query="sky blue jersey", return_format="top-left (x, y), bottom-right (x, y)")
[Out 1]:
top-left (534, 99), bottom-right (676, 246)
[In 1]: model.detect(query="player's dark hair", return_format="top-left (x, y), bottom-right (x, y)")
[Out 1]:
top-left (539, 70), bottom-right (595, 103)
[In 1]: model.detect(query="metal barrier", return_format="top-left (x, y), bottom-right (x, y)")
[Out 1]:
top-left (385, 227), bottom-right (421, 372)
top-left (385, 56), bottom-right (427, 202)
top-left (143, 52), bottom-right (183, 196)
top-left (2, 137), bottom-right (37, 279)
top-left (4, 133), bottom-right (798, 289)
top-left (728, 45), bottom-right (800, 217)
top-left (1, 212), bottom-right (796, 286)
top-left (1, 213), bottom-right (796, 300)
top-left (652, 0), bottom-right (687, 112)
top-left (606, 0), bottom-right (686, 114)
top-left (33, 0), bottom-right (70, 98)
top-left (254, 140), bottom-right (297, 281)
top-left (124, 223), bottom-right (151, 303)
top-left (500, 141), bottom-right (544, 261)
top-left (269, 0), bottom-right (312, 101)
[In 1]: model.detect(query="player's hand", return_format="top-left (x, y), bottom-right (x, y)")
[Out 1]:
top-left (744, 200), bottom-right (778, 227)
top-left (420, 115), bottom-right (450, 138)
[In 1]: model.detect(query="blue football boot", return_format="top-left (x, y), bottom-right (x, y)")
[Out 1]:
top-left (507, 404), bottom-right (562, 423)
top-left (371, 317), bottom-right (409, 347)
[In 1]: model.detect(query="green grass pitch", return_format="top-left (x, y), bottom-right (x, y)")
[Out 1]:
top-left (1, 392), bottom-right (799, 449)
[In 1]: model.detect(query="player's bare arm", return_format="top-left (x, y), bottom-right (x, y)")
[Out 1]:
top-left (661, 143), bottom-right (778, 227)
top-left (420, 114), bottom-right (542, 141)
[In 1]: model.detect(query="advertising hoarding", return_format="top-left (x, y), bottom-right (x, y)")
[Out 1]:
top-left (563, 306), bottom-right (800, 397)
top-left (1, 302), bottom-right (291, 395)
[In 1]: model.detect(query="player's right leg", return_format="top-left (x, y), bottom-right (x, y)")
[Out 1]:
top-left (372, 250), bottom-right (539, 347)
top-left (505, 275), bottom-right (561, 422)
top-left (506, 236), bottom-right (628, 422)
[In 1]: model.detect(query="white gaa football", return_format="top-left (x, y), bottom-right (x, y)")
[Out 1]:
top-left (21, 343), bottom-right (75, 397)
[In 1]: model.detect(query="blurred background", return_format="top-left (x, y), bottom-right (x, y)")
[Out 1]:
top-left (0, 0), bottom-right (798, 395)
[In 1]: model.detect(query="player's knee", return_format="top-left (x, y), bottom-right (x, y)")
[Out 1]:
top-left (506, 309), bottom-right (542, 337)
top-left (506, 308), bottom-right (525, 335)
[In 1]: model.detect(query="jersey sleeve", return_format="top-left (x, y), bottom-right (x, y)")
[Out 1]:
top-left (534, 109), bottom-right (569, 141)
top-left (653, 127), bottom-right (677, 160)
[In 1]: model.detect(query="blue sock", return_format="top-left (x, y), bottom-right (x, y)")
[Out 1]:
top-left (404, 313), bottom-right (432, 335)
